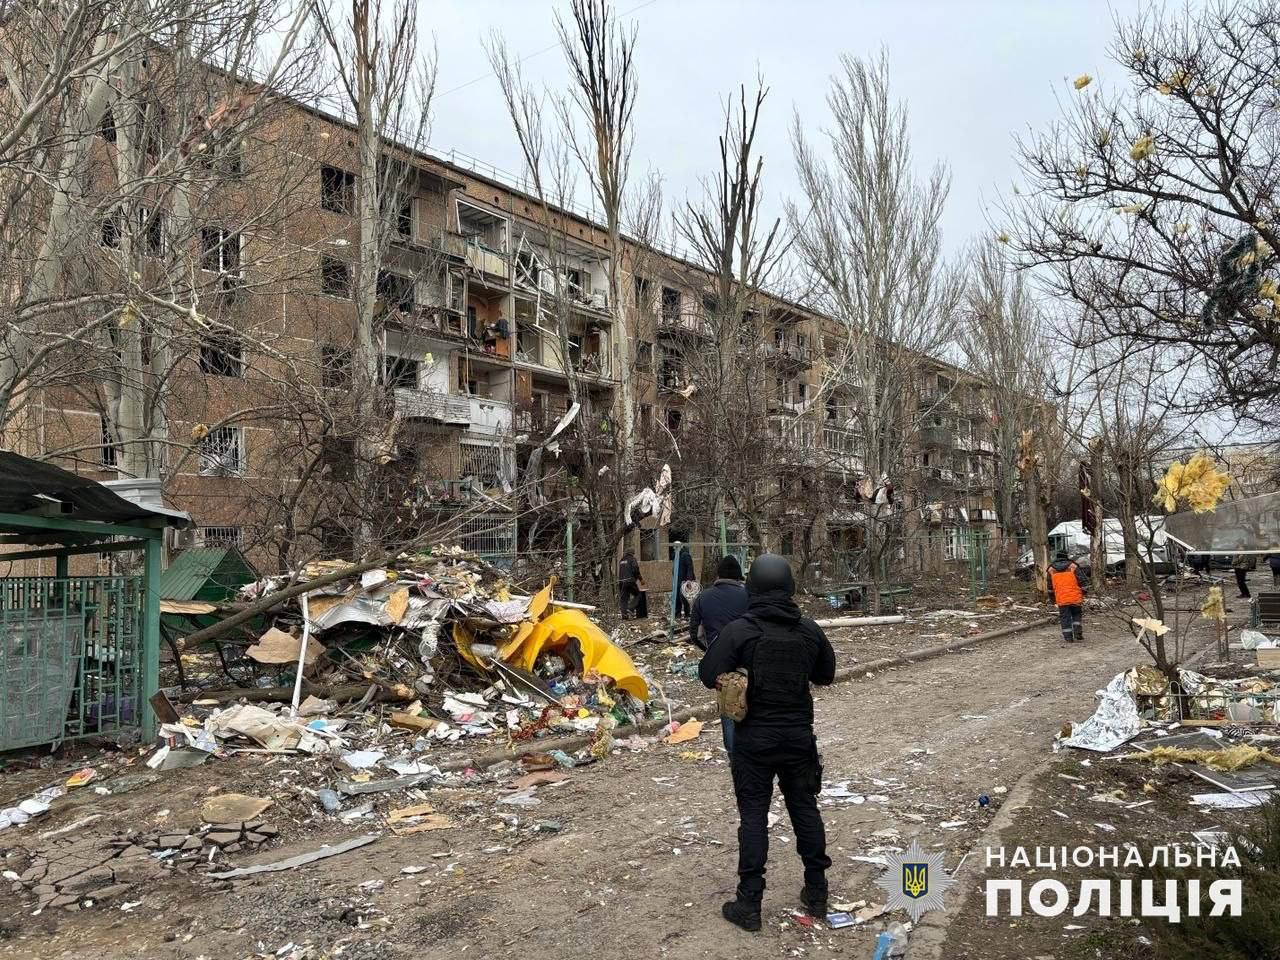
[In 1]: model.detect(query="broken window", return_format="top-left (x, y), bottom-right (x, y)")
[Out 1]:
top-left (200, 226), bottom-right (241, 276)
top-left (138, 102), bottom-right (165, 160)
top-left (194, 132), bottom-right (243, 175)
top-left (320, 345), bottom-right (352, 389)
top-left (199, 334), bottom-right (243, 377)
top-left (320, 166), bottom-right (356, 214)
top-left (665, 408), bottom-right (683, 434)
top-left (661, 287), bottom-right (681, 324)
top-left (514, 250), bottom-right (540, 286)
top-left (139, 207), bottom-right (165, 255)
top-left (377, 271), bottom-right (415, 312)
top-left (321, 437), bottom-right (356, 480)
top-left (99, 107), bottom-right (116, 143)
top-left (396, 197), bottom-right (414, 238)
top-left (798, 382), bottom-right (808, 404)
top-left (320, 256), bottom-right (351, 297)
top-left (517, 324), bottom-right (542, 364)
top-left (100, 416), bottom-right (117, 467)
top-left (636, 340), bottom-right (653, 371)
top-left (199, 426), bottom-right (244, 476)
top-left (826, 395), bottom-right (838, 422)
top-left (383, 355), bottom-right (420, 390)
top-left (100, 209), bottom-right (122, 248)
top-left (633, 275), bottom-right (651, 310)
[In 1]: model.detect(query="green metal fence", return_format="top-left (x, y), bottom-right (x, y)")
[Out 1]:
top-left (0, 576), bottom-right (145, 752)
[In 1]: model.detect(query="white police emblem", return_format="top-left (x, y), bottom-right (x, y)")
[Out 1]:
top-left (874, 839), bottom-right (956, 923)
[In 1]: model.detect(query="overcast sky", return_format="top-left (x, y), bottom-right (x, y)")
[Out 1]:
top-left (424, 0), bottom-right (1146, 255)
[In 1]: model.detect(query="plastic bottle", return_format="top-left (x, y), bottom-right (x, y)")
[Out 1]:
top-left (871, 922), bottom-right (908, 960)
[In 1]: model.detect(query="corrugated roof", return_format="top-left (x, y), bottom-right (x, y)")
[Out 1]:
top-left (0, 449), bottom-right (191, 544)
top-left (159, 548), bottom-right (233, 600)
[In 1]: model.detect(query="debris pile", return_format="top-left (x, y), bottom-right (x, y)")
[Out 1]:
top-left (1059, 657), bottom-right (1280, 808)
top-left (151, 549), bottom-right (657, 776)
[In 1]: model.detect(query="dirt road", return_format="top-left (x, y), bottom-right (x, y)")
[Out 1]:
top-left (2, 616), bottom-right (1172, 960)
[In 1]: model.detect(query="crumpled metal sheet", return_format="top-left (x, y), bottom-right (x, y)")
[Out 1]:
top-left (483, 597), bottom-right (532, 624)
top-left (1063, 672), bottom-right (1140, 753)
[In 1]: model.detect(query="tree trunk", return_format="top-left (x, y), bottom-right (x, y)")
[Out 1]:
top-left (1089, 439), bottom-right (1106, 596)
top-left (1020, 442), bottom-right (1049, 597)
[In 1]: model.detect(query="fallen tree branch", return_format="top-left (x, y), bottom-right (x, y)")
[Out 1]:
top-left (177, 555), bottom-right (405, 652)
top-left (174, 680), bottom-right (404, 705)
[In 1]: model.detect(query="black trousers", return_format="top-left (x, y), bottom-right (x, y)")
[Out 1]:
top-left (1057, 604), bottom-right (1083, 642)
top-left (675, 585), bottom-right (692, 618)
top-left (730, 728), bottom-right (831, 904)
top-left (1236, 568), bottom-right (1251, 598)
top-left (619, 583), bottom-right (648, 618)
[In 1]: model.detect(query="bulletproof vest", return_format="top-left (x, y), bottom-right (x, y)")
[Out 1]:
top-left (747, 617), bottom-right (812, 713)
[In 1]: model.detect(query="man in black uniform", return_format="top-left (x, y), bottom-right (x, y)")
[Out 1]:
top-left (698, 553), bottom-right (836, 931)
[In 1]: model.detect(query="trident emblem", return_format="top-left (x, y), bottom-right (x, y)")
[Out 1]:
top-left (902, 862), bottom-right (929, 899)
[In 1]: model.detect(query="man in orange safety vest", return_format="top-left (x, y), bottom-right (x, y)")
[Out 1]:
top-left (1046, 550), bottom-right (1088, 643)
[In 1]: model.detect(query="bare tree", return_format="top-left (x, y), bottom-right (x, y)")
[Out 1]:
top-left (1009, 0), bottom-right (1280, 440)
top-left (959, 239), bottom-right (1049, 568)
top-left (789, 52), bottom-right (964, 602)
top-left (667, 80), bottom-right (798, 550)
top-left (312, 0), bottom-right (436, 551)
top-left (0, 0), bottom-right (320, 485)
top-left (555, 0), bottom-right (638, 469)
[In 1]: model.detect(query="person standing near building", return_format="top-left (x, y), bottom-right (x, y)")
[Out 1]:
top-left (1232, 553), bottom-right (1256, 598)
top-left (698, 553), bottom-right (835, 932)
top-left (690, 555), bottom-right (750, 752)
top-left (617, 550), bottom-right (647, 620)
top-left (1047, 550), bottom-right (1087, 642)
top-left (674, 543), bottom-right (695, 620)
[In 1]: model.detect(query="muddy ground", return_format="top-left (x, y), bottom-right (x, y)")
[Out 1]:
top-left (0, 575), bottom-right (1251, 960)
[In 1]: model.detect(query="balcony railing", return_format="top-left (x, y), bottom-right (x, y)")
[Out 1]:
top-left (658, 311), bottom-right (712, 337)
top-left (393, 388), bottom-right (470, 425)
top-left (466, 396), bottom-right (513, 436)
top-left (764, 339), bottom-right (813, 367)
top-left (436, 230), bottom-right (510, 281)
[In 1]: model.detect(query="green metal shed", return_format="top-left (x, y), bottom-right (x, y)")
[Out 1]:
top-left (160, 547), bottom-right (256, 603)
top-left (0, 452), bottom-right (190, 751)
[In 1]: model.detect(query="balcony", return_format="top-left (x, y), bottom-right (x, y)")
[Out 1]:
top-left (763, 338), bottom-right (813, 369)
top-left (975, 438), bottom-right (996, 455)
top-left (436, 230), bottom-right (510, 282)
top-left (822, 427), bottom-right (865, 472)
top-left (658, 311), bottom-right (712, 338)
top-left (920, 425), bottom-right (954, 448)
top-left (768, 415), bottom-right (816, 450)
top-left (394, 388), bottom-right (470, 425)
top-left (466, 396), bottom-right (512, 437)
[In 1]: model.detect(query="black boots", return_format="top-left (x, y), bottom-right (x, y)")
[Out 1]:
top-left (801, 886), bottom-right (829, 918)
top-left (721, 899), bottom-right (762, 932)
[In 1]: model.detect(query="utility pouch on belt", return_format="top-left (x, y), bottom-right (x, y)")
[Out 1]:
top-left (717, 668), bottom-right (749, 721)
top-left (808, 742), bottom-right (824, 794)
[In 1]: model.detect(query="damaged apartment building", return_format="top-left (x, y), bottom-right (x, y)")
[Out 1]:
top-left (9, 78), bottom-right (1004, 577)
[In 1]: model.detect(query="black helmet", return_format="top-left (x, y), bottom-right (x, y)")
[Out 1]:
top-left (747, 553), bottom-right (795, 596)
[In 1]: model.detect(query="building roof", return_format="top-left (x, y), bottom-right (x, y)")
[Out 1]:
top-left (159, 546), bottom-right (255, 600)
